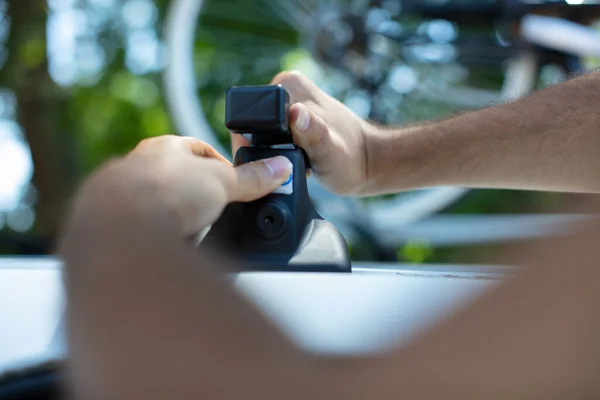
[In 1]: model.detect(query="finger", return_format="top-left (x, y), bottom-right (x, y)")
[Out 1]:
top-left (129, 134), bottom-right (178, 155)
top-left (180, 137), bottom-right (232, 166)
top-left (289, 103), bottom-right (330, 161)
top-left (227, 156), bottom-right (293, 203)
top-left (130, 135), bottom-right (233, 166)
top-left (270, 70), bottom-right (315, 103)
top-left (230, 132), bottom-right (250, 159)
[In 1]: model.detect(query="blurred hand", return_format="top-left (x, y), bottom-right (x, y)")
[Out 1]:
top-left (128, 135), bottom-right (292, 236)
top-left (230, 71), bottom-right (374, 196)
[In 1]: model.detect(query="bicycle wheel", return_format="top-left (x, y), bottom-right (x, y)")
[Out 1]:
top-left (162, 0), bottom-right (597, 254)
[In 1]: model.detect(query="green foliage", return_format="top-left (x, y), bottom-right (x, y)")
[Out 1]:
top-left (398, 240), bottom-right (434, 264)
top-left (584, 21), bottom-right (600, 67)
top-left (69, 70), bottom-right (172, 174)
top-left (444, 189), bottom-right (566, 215)
top-left (2, 0), bottom-right (592, 260)
top-left (19, 38), bottom-right (46, 69)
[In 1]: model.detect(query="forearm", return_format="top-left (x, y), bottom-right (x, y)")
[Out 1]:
top-left (365, 71), bottom-right (600, 194)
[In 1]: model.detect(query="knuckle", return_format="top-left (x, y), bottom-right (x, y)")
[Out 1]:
top-left (137, 135), bottom-right (174, 148)
top-left (220, 167), bottom-right (237, 197)
top-left (272, 70), bottom-right (306, 90)
top-left (249, 164), bottom-right (265, 193)
top-left (137, 137), bottom-right (155, 147)
top-left (132, 137), bottom-right (159, 154)
top-left (310, 116), bottom-right (329, 147)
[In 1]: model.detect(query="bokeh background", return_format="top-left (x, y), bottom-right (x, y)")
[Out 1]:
top-left (1, 0), bottom-right (599, 262)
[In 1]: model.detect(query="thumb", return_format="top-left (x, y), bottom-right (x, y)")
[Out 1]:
top-left (289, 103), bottom-right (330, 162)
top-left (229, 156), bottom-right (293, 202)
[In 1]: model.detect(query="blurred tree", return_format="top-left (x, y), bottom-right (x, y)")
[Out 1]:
top-left (0, 0), bottom-right (594, 262)
top-left (0, 0), bottom-right (75, 251)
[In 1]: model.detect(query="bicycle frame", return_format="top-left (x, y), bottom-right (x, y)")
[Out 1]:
top-left (162, 0), bottom-right (600, 252)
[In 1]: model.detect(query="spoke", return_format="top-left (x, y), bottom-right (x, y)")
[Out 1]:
top-left (267, 0), bottom-right (314, 33)
top-left (202, 2), bottom-right (285, 23)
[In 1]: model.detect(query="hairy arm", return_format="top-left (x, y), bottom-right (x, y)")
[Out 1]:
top-left (365, 71), bottom-right (600, 194)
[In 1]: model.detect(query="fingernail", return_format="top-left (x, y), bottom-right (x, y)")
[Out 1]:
top-left (294, 105), bottom-right (310, 132)
top-left (264, 156), bottom-right (293, 178)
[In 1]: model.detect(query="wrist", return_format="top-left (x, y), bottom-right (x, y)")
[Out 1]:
top-left (359, 122), bottom-right (441, 195)
top-left (357, 120), bottom-right (378, 195)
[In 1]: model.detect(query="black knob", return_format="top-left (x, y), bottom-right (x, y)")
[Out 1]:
top-left (255, 202), bottom-right (289, 239)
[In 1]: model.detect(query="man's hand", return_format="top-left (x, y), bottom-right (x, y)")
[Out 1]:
top-left (131, 135), bottom-right (292, 235)
top-left (61, 135), bottom-right (328, 400)
top-left (230, 71), bottom-right (375, 196)
top-left (81, 135), bottom-right (292, 237)
top-left (230, 70), bottom-right (600, 196)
